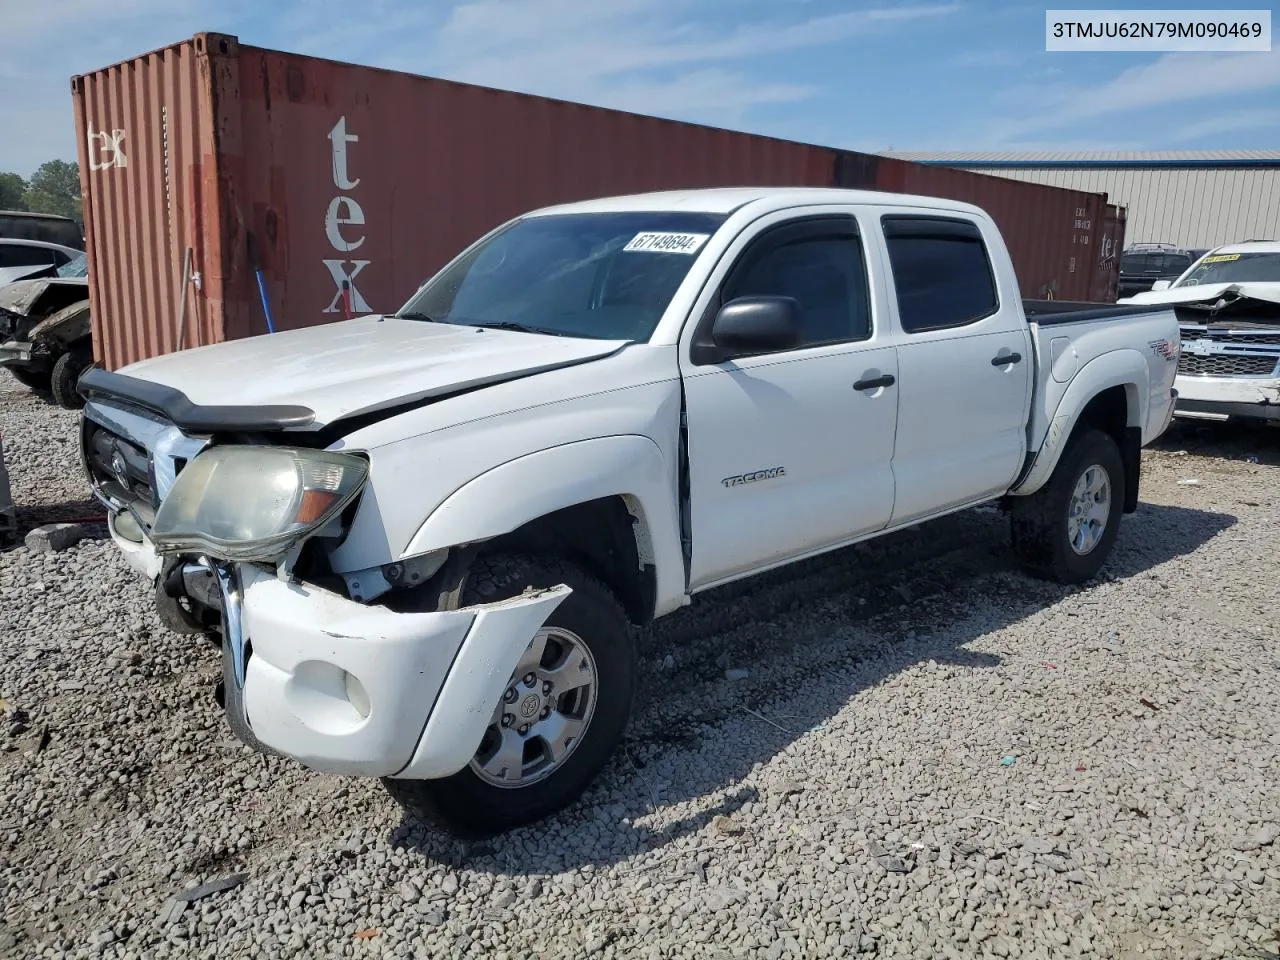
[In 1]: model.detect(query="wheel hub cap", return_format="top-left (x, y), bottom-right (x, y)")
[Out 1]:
top-left (1067, 463), bottom-right (1111, 556)
top-left (469, 626), bottom-right (598, 789)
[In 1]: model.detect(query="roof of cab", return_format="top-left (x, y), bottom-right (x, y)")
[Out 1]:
top-left (530, 186), bottom-right (991, 219)
top-left (1206, 240), bottom-right (1280, 255)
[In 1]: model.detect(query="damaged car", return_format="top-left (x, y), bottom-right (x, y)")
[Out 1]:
top-left (1121, 241), bottom-right (1280, 424)
top-left (0, 251), bottom-right (94, 409)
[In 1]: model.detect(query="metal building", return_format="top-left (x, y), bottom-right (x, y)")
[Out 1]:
top-left (887, 151), bottom-right (1280, 251)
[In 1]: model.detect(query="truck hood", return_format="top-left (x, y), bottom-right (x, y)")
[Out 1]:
top-left (1119, 281), bottom-right (1280, 307)
top-left (116, 315), bottom-right (630, 427)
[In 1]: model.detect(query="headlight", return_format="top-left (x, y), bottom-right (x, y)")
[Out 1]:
top-left (150, 446), bottom-right (368, 561)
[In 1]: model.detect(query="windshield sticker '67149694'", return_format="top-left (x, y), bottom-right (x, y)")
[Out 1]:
top-left (623, 232), bottom-right (711, 255)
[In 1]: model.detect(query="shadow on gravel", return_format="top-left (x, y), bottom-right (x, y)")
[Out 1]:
top-left (388, 498), bottom-right (1234, 874)
top-left (1151, 417), bottom-right (1280, 466)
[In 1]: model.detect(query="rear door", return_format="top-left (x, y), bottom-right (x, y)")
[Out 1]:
top-left (877, 211), bottom-right (1033, 525)
top-left (680, 211), bottom-right (898, 589)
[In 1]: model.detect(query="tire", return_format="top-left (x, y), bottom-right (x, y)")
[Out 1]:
top-left (50, 347), bottom-right (92, 410)
top-left (3, 364), bottom-right (50, 390)
top-left (382, 553), bottom-right (635, 835)
top-left (1010, 428), bottom-right (1125, 584)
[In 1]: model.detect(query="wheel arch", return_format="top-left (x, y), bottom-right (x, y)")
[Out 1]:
top-left (400, 435), bottom-right (684, 624)
top-left (1013, 350), bottom-right (1148, 511)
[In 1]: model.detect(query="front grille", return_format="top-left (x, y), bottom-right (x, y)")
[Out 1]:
top-left (1177, 353), bottom-right (1280, 377)
top-left (84, 422), bottom-right (157, 521)
top-left (1179, 327), bottom-right (1280, 347)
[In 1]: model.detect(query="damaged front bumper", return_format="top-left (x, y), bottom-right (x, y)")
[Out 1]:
top-left (111, 524), bottom-right (571, 779)
top-left (1174, 374), bottom-right (1280, 422)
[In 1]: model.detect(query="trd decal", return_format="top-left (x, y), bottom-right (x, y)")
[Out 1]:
top-left (722, 466), bottom-right (786, 488)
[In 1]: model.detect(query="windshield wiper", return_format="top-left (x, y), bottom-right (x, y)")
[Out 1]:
top-left (469, 320), bottom-right (567, 337)
top-left (394, 311), bottom-right (443, 323)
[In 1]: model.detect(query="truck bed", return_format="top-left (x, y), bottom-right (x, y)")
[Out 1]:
top-left (1022, 299), bottom-right (1169, 326)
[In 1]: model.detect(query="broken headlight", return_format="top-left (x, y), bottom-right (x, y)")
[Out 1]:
top-left (150, 446), bottom-right (368, 562)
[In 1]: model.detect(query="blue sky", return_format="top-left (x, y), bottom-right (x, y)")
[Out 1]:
top-left (2, 0), bottom-right (1278, 176)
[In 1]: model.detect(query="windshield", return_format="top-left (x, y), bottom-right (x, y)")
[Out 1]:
top-left (1176, 251), bottom-right (1280, 286)
top-left (396, 211), bottom-right (727, 340)
top-left (57, 253), bottom-right (88, 278)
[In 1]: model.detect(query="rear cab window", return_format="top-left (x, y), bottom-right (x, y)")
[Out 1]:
top-left (880, 215), bottom-right (999, 333)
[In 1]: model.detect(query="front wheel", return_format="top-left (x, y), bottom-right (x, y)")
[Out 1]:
top-left (50, 346), bottom-right (92, 410)
top-left (382, 553), bottom-right (635, 835)
top-left (1010, 428), bottom-right (1125, 584)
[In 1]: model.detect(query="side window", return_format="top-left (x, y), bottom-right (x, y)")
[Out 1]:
top-left (0, 244), bottom-right (55, 268)
top-left (882, 217), bottom-right (998, 334)
top-left (724, 235), bottom-right (871, 347)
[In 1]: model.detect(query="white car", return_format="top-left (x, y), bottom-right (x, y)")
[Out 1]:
top-left (77, 187), bottom-right (1180, 833)
top-left (0, 237), bottom-right (82, 287)
top-left (1119, 240), bottom-right (1280, 424)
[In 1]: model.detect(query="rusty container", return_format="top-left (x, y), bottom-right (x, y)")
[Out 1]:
top-left (74, 34), bottom-right (1122, 370)
top-left (1091, 203), bottom-right (1128, 302)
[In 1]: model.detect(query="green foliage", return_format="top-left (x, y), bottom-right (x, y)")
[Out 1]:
top-left (23, 160), bottom-right (83, 225)
top-left (0, 172), bottom-right (29, 211)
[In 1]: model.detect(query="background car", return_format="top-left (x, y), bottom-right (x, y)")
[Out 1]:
top-left (1117, 243), bottom-right (1198, 299)
top-left (0, 237), bottom-right (82, 286)
top-left (0, 251), bottom-right (93, 408)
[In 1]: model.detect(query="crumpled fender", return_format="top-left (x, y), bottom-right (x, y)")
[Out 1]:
top-left (31, 301), bottom-right (91, 347)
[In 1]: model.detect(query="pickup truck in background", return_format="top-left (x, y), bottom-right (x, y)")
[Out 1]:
top-left (1120, 240), bottom-right (1280, 424)
top-left (77, 188), bottom-right (1180, 833)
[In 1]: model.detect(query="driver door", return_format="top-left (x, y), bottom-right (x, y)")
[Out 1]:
top-left (680, 214), bottom-right (899, 590)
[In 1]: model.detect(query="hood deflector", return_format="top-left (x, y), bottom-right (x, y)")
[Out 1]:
top-left (78, 368), bottom-right (317, 433)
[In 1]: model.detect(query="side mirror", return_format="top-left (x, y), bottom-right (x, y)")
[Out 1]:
top-left (710, 297), bottom-right (801, 356)
top-left (1150, 279), bottom-right (1172, 291)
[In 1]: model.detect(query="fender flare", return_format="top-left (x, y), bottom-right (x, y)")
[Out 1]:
top-left (1011, 349), bottom-right (1148, 497)
top-left (401, 434), bottom-right (685, 612)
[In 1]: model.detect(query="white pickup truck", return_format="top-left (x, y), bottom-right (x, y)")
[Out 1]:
top-left (78, 188), bottom-right (1180, 833)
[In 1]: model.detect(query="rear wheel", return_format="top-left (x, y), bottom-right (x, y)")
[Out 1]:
top-left (50, 346), bottom-right (92, 409)
top-left (382, 553), bottom-right (635, 835)
top-left (1010, 428), bottom-right (1124, 584)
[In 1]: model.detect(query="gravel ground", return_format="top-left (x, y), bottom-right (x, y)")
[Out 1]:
top-left (2, 367), bottom-right (1278, 960)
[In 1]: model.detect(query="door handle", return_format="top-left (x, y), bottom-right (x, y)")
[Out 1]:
top-left (991, 352), bottom-right (1022, 366)
top-left (853, 374), bottom-right (896, 391)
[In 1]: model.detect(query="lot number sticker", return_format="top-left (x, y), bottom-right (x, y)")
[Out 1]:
top-left (1201, 254), bottom-right (1241, 263)
top-left (623, 232), bottom-right (710, 254)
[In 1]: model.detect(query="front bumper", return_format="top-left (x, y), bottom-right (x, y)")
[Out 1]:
top-left (110, 524), bottom-right (571, 780)
top-left (1173, 374), bottom-right (1280, 422)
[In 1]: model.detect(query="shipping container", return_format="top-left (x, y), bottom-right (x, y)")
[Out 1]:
top-left (73, 33), bottom-right (1124, 370)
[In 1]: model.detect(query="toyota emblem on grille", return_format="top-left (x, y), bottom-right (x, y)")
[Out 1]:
top-left (110, 447), bottom-right (129, 486)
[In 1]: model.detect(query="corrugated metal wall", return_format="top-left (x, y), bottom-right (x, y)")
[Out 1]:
top-left (73, 37), bottom-right (229, 371)
top-left (952, 166), bottom-right (1280, 249)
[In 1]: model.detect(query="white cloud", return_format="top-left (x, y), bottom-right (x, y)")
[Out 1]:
top-left (990, 48), bottom-right (1280, 141)
top-left (1165, 108), bottom-right (1280, 143)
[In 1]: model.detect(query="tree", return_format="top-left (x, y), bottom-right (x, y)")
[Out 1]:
top-left (24, 160), bottom-right (82, 225)
top-left (0, 172), bottom-right (28, 211)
